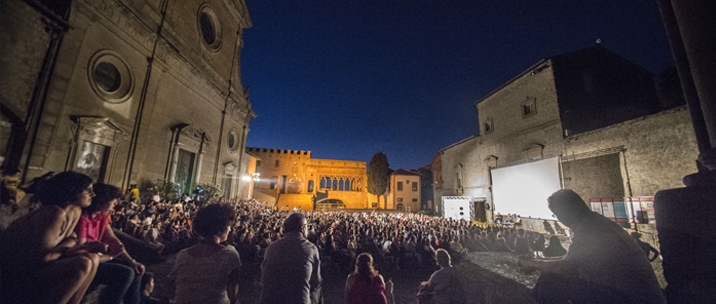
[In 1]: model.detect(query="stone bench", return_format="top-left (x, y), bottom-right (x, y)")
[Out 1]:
top-left (455, 252), bottom-right (539, 304)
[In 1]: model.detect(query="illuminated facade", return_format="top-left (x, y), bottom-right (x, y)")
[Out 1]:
top-left (246, 147), bottom-right (368, 210)
top-left (387, 169), bottom-right (422, 212)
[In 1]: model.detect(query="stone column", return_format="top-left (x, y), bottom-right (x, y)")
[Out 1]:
top-left (655, 1), bottom-right (716, 302)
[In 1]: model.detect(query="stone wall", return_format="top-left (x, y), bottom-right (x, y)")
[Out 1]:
top-left (0, 0), bottom-right (51, 122)
top-left (564, 106), bottom-right (698, 198)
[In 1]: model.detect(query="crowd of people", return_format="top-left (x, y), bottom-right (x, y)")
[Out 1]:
top-left (0, 169), bottom-right (666, 304)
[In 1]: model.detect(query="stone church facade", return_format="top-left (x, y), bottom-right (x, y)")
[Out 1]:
top-left (1, 0), bottom-right (255, 198)
top-left (434, 46), bottom-right (698, 223)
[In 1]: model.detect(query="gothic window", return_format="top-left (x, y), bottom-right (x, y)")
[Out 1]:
top-left (287, 177), bottom-right (301, 194)
top-left (307, 180), bottom-right (314, 192)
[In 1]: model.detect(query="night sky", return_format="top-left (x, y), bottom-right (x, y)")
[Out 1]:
top-left (241, 0), bottom-right (674, 171)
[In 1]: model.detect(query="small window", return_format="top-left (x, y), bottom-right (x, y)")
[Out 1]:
top-left (522, 98), bottom-right (537, 118)
top-left (484, 118), bottom-right (494, 134)
top-left (523, 104), bottom-right (533, 115)
top-left (397, 182), bottom-right (403, 191)
top-left (275, 160), bottom-right (279, 167)
top-left (269, 177), bottom-right (278, 189)
top-left (256, 160), bottom-right (261, 167)
top-left (397, 198), bottom-right (403, 203)
top-left (412, 182), bottom-right (418, 192)
top-left (412, 198), bottom-right (418, 202)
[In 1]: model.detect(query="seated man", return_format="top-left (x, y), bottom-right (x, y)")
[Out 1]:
top-left (518, 189), bottom-right (666, 304)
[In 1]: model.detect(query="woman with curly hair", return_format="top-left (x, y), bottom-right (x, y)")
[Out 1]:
top-left (75, 183), bottom-right (145, 304)
top-left (344, 252), bottom-right (388, 304)
top-left (168, 203), bottom-right (242, 304)
top-left (0, 171), bottom-right (103, 304)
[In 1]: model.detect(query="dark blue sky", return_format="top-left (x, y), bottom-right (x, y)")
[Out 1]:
top-left (241, 0), bottom-right (674, 170)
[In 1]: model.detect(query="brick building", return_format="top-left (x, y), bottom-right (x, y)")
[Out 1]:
top-left (435, 46), bottom-right (698, 223)
top-left (1, 0), bottom-right (255, 198)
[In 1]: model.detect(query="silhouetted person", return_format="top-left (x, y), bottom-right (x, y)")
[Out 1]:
top-left (543, 236), bottom-right (567, 257)
top-left (518, 189), bottom-right (666, 304)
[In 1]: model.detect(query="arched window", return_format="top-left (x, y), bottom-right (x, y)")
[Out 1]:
top-left (307, 180), bottom-right (314, 193)
top-left (287, 177), bottom-right (301, 194)
top-left (345, 179), bottom-right (352, 191)
top-left (320, 177), bottom-right (326, 189)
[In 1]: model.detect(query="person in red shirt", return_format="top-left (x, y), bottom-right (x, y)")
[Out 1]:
top-left (75, 183), bottom-right (145, 304)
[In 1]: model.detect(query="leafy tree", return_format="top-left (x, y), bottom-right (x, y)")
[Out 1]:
top-left (146, 179), bottom-right (181, 201)
top-left (197, 182), bottom-right (223, 201)
top-left (368, 152), bottom-right (390, 209)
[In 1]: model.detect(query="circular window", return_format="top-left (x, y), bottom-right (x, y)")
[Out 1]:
top-left (227, 129), bottom-right (239, 153)
top-left (88, 51), bottom-right (133, 103)
top-left (197, 5), bottom-right (222, 51)
top-left (93, 62), bottom-right (121, 92)
top-left (199, 13), bottom-right (216, 45)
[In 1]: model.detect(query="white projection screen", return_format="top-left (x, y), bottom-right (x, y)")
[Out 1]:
top-left (490, 157), bottom-right (562, 219)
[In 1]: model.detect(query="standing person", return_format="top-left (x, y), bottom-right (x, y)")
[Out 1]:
top-left (260, 213), bottom-right (322, 304)
top-left (168, 204), bottom-right (242, 304)
top-left (518, 189), bottom-right (666, 304)
top-left (0, 171), bottom-right (102, 304)
top-left (344, 253), bottom-right (388, 304)
top-left (75, 183), bottom-right (145, 304)
top-left (417, 249), bottom-right (466, 304)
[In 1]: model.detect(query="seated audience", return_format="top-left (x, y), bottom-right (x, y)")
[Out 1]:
top-left (169, 203), bottom-right (241, 304)
top-left (0, 171), bottom-right (102, 304)
top-left (417, 249), bottom-right (466, 304)
top-left (75, 183), bottom-right (145, 304)
top-left (140, 272), bottom-right (160, 304)
top-left (345, 253), bottom-right (388, 304)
